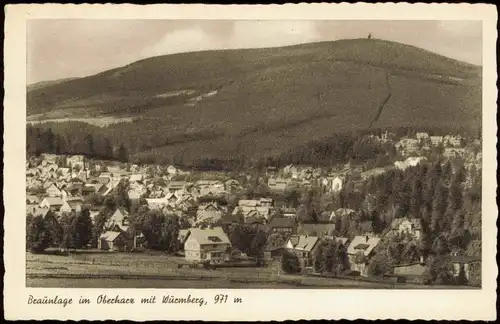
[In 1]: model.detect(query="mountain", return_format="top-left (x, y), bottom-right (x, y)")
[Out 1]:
top-left (27, 77), bottom-right (79, 93)
top-left (27, 38), bottom-right (482, 163)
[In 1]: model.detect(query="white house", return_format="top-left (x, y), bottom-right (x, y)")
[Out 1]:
top-left (184, 227), bottom-right (231, 263)
top-left (347, 235), bottom-right (381, 277)
top-left (390, 217), bottom-right (423, 240)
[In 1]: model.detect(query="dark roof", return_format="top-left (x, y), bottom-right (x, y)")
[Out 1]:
top-left (354, 243), bottom-right (370, 250)
top-left (66, 183), bottom-right (83, 190)
top-left (82, 186), bottom-right (96, 192)
top-left (269, 217), bottom-right (296, 228)
top-left (298, 223), bottom-right (336, 238)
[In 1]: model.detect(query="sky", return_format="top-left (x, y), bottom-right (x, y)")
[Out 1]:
top-left (27, 20), bottom-right (482, 84)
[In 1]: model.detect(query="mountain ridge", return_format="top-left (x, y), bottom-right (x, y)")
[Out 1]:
top-left (26, 38), bottom-right (482, 164)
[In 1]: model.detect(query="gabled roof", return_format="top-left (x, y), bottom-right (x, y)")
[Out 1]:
top-left (298, 223), bottom-right (336, 238)
top-left (238, 200), bottom-right (259, 207)
top-left (42, 197), bottom-right (64, 206)
top-left (268, 217), bottom-right (296, 228)
top-left (334, 237), bottom-right (349, 245)
top-left (178, 229), bottom-right (190, 243)
top-left (186, 227), bottom-right (231, 245)
top-left (168, 181), bottom-right (186, 190)
top-left (66, 182), bottom-right (83, 191)
top-left (43, 181), bottom-right (55, 189)
top-left (130, 174), bottom-right (143, 182)
top-left (347, 235), bottom-right (381, 256)
top-left (32, 207), bottom-right (51, 218)
top-left (287, 235), bottom-right (319, 252)
top-left (330, 208), bottom-right (357, 221)
top-left (26, 195), bottom-right (41, 203)
top-left (100, 231), bottom-right (123, 242)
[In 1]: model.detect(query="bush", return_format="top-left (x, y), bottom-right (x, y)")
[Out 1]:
top-left (281, 250), bottom-right (301, 274)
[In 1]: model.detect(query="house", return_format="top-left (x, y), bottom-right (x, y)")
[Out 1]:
top-left (98, 231), bottom-right (130, 252)
top-left (416, 132), bottom-right (430, 141)
top-left (28, 206), bottom-right (52, 219)
top-left (195, 180), bottom-right (225, 190)
top-left (238, 200), bottom-right (259, 207)
top-left (333, 237), bottom-right (349, 246)
top-left (443, 148), bottom-right (467, 159)
top-left (67, 155), bottom-right (85, 170)
top-left (347, 235), bottom-right (381, 277)
top-left (39, 197), bottom-right (65, 212)
top-left (267, 217), bottom-right (297, 235)
top-left (184, 227), bottom-right (231, 263)
top-left (444, 135), bottom-right (463, 147)
top-left (196, 202), bottom-right (224, 225)
top-left (297, 223), bottom-right (336, 238)
top-left (168, 181), bottom-right (187, 193)
top-left (330, 208), bottom-right (358, 222)
top-left (41, 153), bottom-right (58, 162)
top-left (129, 174), bottom-right (143, 183)
top-left (264, 246), bottom-right (285, 259)
top-left (81, 185), bottom-right (97, 197)
top-left (268, 178), bottom-right (288, 192)
top-left (78, 170), bottom-right (88, 183)
top-left (199, 186), bottom-right (226, 197)
top-left (60, 200), bottom-right (82, 213)
top-left (283, 165), bottom-right (299, 179)
top-left (89, 183), bottom-right (107, 195)
top-left (393, 262), bottom-right (430, 284)
top-left (395, 138), bottom-right (419, 155)
top-left (224, 179), bottom-right (242, 191)
top-left (389, 217), bottom-right (423, 239)
top-left (285, 235), bottom-right (320, 268)
top-left (282, 207), bottom-right (297, 219)
top-left (26, 195), bottom-right (41, 204)
top-left (98, 175), bottom-right (111, 185)
top-left (46, 183), bottom-right (62, 197)
top-left (361, 167), bottom-right (388, 180)
top-left (449, 254), bottom-right (481, 283)
top-left (233, 204), bottom-right (272, 223)
top-left (322, 176), bottom-right (343, 193)
top-left (64, 182), bottom-right (84, 196)
top-left (259, 198), bottom-right (274, 207)
top-left (105, 207), bottom-right (130, 230)
top-left (177, 229), bottom-right (191, 250)
top-left (394, 156), bottom-right (427, 171)
top-left (166, 165), bottom-right (178, 175)
top-left (430, 136), bottom-right (444, 146)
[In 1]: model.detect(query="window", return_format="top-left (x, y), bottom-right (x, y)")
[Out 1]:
top-left (212, 244), bottom-right (217, 248)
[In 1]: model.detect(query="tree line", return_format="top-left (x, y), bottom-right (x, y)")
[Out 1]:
top-left (27, 122), bottom-right (480, 171)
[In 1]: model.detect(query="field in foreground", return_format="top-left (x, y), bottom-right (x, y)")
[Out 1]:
top-left (26, 252), bottom-right (477, 289)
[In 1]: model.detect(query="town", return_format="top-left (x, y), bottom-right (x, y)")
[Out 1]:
top-left (26, 129), bottom-right (482, 288)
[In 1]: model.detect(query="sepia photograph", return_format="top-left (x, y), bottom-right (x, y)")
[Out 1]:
top-left (3, 3), bottom-right (497, 321)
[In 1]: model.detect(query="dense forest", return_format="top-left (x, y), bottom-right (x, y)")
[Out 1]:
top-left (26, 123), bottom-right (480, 170)
top-left (279, 157), bottom-right (482, 284)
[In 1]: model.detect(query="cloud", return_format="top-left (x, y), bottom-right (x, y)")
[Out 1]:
top-left (28, 20), bottom-right (483, 83)
top-left (436, 20), bottom-right (482, 39)
top-left (140, 20), bottom-right (322, 58)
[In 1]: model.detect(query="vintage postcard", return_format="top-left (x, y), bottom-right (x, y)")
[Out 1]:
top-left (3, 3), bottom-right (498, 321)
